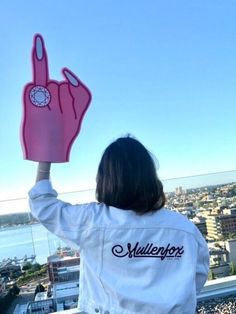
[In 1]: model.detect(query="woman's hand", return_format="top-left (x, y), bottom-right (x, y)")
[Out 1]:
top-left (21, 34), bottom-right (92, 162)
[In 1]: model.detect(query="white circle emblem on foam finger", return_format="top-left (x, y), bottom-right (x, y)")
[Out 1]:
top-left (30, 86), bottom-right (51, 107)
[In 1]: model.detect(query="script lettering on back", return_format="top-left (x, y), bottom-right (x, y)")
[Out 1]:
top-left (112, 242), bottom-right (184, 260)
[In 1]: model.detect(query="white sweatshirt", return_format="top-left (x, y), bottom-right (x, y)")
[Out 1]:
top-left (29, 180), bottom-right (209, 314)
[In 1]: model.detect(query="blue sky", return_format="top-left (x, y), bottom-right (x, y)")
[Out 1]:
top-left (0, 1), bottom-right (236, 213)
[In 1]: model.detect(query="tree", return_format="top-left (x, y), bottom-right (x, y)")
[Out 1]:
top-left (10, 284), bottom-right (20, 296)
top-left (208, 269), bottom-right (215, 280)
top-left (22, 262), bottom-right (32, 271)
top-left (229, 262), bottom-right (236, 276)
top-left (32, 263), bottom-right (41, 272)
top-left (228, 233), bottom-right (236, 240)
top-left (34, 283), bottom-right (45, 297)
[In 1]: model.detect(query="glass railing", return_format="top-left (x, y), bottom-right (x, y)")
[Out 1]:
top-left (0, 170), bottom-right (235, 265)
top-left (1, 170), bottom-right (236, 313)
top-left (162, 169), bottom-right (236, 192)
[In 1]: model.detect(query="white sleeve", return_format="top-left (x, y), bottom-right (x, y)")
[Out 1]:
top-left (195, 231), bottom-right (209, 294)
top-left (28, 179), bottom-right (96, 251)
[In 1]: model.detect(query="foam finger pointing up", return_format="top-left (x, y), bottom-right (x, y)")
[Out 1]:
top-left (32, 34), bottom-right (49, 86)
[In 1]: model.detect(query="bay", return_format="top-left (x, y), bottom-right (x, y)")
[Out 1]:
top-left (0, 224), bottom-right (66, 264)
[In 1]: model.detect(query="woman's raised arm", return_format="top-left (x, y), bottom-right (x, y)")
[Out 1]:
top-left (36, 162), bottom-right (51, 182)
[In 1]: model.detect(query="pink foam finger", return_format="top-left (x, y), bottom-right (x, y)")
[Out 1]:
top-left (32, 34), bottom-right (49, 86)
top-left (21, 35), bottom-right (92, 162)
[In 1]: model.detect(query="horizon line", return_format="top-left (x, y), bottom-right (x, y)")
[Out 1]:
top-left (0, 169), bottom-right (235, 203)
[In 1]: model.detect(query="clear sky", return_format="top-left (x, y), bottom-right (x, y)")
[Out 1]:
top-left (0, 1), bottom-right (236, 213)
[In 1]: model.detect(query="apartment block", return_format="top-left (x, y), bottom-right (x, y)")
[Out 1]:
top-left (193, 217), bottom-right (207, 237)
top-left (206, 213), bottom-right (236, 240)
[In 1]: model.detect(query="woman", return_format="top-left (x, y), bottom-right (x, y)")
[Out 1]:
top-left (29, 136), bottom-right (209, 314)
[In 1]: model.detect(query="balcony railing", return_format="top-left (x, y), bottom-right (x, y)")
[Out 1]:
top-left (0, 170), bottom-right (236, 313)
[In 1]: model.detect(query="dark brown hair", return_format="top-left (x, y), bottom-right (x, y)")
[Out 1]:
top-left (96, 136), bottom-right (165, 214)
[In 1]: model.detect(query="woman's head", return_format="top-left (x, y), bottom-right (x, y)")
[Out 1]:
top-left (96, 136), bottom-right (165, 214)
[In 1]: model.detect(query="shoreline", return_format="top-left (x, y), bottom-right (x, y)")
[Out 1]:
top-left (0, 224), bottom-right (51, 266)
top-left (0, 221), bottom-right (40, 231)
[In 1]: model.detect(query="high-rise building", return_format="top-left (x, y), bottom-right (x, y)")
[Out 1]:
top-left (206, 212), bottom-right (236, 240)
top-left (175, 186), bottom-right (183, 195)
top-left (194, 217), bottom-right (207, 237)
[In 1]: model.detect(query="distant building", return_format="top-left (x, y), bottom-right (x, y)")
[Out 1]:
top-left (0, 277), bottom-right (6, 295)
top-left (225, 239), bottom-right (236, 267)
top-left (206, 212), bottom-right (236, 240)
top-left (209, 247), bottom-right (230, 278)
top-left (193, 217), bottom-right (207, 237)
top-left (25, 254), bottom-right (80, 314)
top-left (175, 186), bottom-right (183, 195)
top-left (26, 299), bottom-right (56, 314)
top-left (210, 248), bottom-right (229, 266)
top-left (197, 209), bottom-right (211, 218)
top-left (210, 208), bottom-right (222, 215)
top-left (53, 281), bottom-right (79, 311)
top-left (47, 255), bottom-right (80, 284)
top-left (223, 208), bottom-right (236, 215)
top-left (34, 291), bottom-right (48, 301)
top-left (0, 263), bottom-right (21, 278)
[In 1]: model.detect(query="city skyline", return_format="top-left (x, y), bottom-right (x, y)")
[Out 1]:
top-left (1, 169), bottom-right (235, 215)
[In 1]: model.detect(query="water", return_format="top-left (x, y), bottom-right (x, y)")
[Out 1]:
top-left (0, 224), bottom-right (66, 264)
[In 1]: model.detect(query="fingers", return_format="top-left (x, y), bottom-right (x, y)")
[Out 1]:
top-left (62, 68), bottom-right (80, 87)
top-left (62, 67), bottom-right (92, 100)
top-left (32, 34), bottom-right (49, 86)
top-left (62, 67), bottom-right (92, 119)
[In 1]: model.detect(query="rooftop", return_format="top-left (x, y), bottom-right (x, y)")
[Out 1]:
top-left (53, 281), bottom-right (79, 300)
top-left (11, 276), bottom-right (236, 314)
top-left (48, 255), bottom-right (80, 263)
